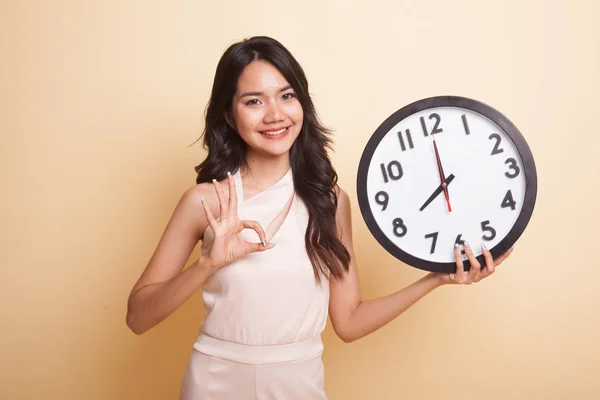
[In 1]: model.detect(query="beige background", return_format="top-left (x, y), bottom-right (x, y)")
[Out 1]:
top-left (1, 0), bottom-right (599, 399)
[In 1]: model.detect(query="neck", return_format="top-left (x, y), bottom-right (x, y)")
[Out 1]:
top-left (241, 151), bottom-right (291, 190)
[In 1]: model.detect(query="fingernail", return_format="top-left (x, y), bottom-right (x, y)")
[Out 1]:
top-left (481, 243), bottom-right (488, 252)
top-left (454, 243), bottom-right (459, 249)
top-left (263, 239), bottom-right (266, 247)
top-left (212, 179), bottom-right (217, 183)
top-left (227, 171), bottom-right (231, 176)
top-left (464, 241), bottom-right (471, 250)
top-left (199, 196), bottom-right (204, 202)
top-left (510, 245), bottom-right (515, 250)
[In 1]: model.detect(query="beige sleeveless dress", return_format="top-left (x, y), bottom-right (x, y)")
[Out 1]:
top-left (180, 167), bottom-right (329, 399)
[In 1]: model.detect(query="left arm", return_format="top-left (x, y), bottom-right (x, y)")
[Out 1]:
top-left (328, 188), bottom-right (512, 343)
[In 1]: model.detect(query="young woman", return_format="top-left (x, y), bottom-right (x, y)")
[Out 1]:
top-left (126, 36), bottom-right (513, 399)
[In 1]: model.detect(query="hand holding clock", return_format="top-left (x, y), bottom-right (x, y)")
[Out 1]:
top-left (435, 241), bottom-right (514, 285)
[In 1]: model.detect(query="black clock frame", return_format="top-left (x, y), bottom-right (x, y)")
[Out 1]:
top-left (356, 96), bottom-right (537, 273)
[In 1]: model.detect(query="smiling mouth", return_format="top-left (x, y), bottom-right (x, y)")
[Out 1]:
top-left (260, 126), bottom-right (290, 136)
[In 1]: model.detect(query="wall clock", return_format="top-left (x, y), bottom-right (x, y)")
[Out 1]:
top-left (356, 96), bottom-right (537, 273)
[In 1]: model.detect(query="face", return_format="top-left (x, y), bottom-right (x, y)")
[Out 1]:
top-left (228, 60), bottom-right (304, 158)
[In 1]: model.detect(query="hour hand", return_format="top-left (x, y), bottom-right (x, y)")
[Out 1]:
top-left (419, 174), bottom-right (455, 212)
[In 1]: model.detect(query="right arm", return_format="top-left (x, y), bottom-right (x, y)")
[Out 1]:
top-left (126, 174), bottom-right (272, 335)
top-left (125, 184), bottom-right (212, 335)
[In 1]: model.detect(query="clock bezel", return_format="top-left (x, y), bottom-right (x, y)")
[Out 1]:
top-left (356, 95), bottom-right (537, 273)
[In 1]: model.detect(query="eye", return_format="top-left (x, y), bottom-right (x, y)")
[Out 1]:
top-left (245, 99), bottom-right (261, 106)
top-left (282, 92), bottom-right (296, 100)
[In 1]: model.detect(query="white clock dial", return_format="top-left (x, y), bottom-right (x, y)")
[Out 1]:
top-left (367, 106), bottom-right (525, 263)
top-left (357, 97), bottom-right (537, 273)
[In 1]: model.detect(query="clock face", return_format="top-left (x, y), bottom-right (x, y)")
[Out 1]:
top-left (357, 96), bottom-right (537, 273)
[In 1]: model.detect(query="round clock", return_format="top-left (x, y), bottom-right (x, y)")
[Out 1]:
top-left (356, 96), bottom-right (537, 273)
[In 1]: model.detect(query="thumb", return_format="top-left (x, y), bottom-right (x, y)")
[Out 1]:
top-left (245, 240), bottom-right (275, 254)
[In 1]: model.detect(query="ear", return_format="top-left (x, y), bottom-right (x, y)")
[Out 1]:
top-left (224, 110), bottom-right (236, 130)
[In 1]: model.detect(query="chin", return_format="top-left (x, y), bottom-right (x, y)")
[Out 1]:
top-left (259, 146), bottom-right (294, 158)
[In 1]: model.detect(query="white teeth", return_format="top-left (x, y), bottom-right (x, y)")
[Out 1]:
top-left (261, 127), bottom-right (287, 136)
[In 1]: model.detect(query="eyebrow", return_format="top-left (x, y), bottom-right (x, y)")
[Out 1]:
top-left (239, 85), bottom-right (293, 99)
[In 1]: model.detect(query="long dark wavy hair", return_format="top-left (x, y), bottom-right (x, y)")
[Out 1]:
top-left (194, 36), bottom-right (350, 283)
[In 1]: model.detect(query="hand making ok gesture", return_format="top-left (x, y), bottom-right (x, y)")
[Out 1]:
top-left (200, 172), bottom-right (274, 271)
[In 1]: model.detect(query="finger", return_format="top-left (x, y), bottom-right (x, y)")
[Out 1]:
top-left (212, 178), bottom-right (228, 218)
top-left (478, 243), bottom-right (496, 280)
top-left (454, 243), bottom-right (465, 283)
top-left (464, 241), bottom-right (480, 283)
top-left (227, 171), bottom-right (238, 217)
top-left (200, 197), bottom-right (218, 230)
top-left (241, 220), bottom-right (268, 247)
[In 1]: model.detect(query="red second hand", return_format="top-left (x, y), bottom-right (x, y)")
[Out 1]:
top-left (432, 135), bottom-right (452, 212)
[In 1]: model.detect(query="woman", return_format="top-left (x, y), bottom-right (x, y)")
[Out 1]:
top-left (126, 36), bottom-right (513, 399)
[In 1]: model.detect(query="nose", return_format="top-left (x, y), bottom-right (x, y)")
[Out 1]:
top-left (263, 100), bottom-right (284, 124)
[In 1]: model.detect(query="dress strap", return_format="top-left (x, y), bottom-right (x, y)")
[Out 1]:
top-left (232, 169), bottom-right (244, 215)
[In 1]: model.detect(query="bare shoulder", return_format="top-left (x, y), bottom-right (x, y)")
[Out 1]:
top-left (179, 181), bottom-right (222, 231)
top-left (178, 182), bottom-right (211, 215)
top-left (182, 181), bottom-right (215, 206)
top-left (166, 183), bottom-right (210, 240)
top-left (181, 178), bottom-right (233, 224)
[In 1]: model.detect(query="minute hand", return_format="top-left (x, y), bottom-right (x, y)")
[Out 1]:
top-left (433, 136), bottom-right (452, 212)
top-left (419, 174), bottom-right (455, 212)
